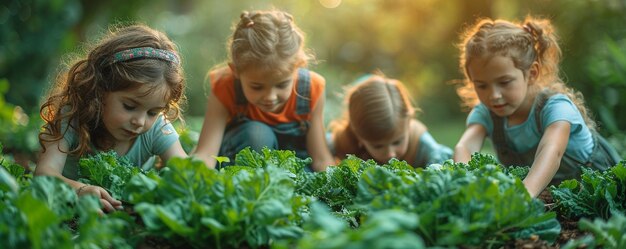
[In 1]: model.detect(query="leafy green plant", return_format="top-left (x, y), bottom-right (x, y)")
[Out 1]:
top-left (1, 143), bottom-right (31, 191)
top-left (274, 202), bottom-right (425, 249)
top-left (130, 157), bottom-right (306, 249)
top-left (354, 155), bottom-right (560, 248)
top-left (562, 211), bottom-right (626, 249)
top-left (77, 151), bottom-right (146, 200)
top-left (0, 175), bottom-right (130, 249)
top-left (212, 155), bottom-right (230, 169)
top-left (299, 155), bottom-right (377, 212)
top-left (232, 147), bottom-right (312, 173)
top-left (550, 160), bottom-right (626, 220)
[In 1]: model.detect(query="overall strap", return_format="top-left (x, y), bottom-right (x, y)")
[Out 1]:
top-left (295, 68), bottom-right (311, 115)
top-left (490, 111), bottom-right (512, 161)
top-left (490, 89), bottom-right (553, 166)
top-left (231, 78), bottom-right (249, 122)
top-left (533, 89), bottom-right (554, 133)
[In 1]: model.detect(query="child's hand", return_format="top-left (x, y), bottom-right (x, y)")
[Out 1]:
top-left (77, 185), bottom-right (123, 213)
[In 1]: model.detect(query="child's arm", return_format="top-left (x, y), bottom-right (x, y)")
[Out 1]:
top-left (35, 140), bottom-right (121, 212)
top-left (453, 124), bottom-right (487, 163)
top-left (192, 94), bottom-right (229, 169)
top-left (524, 120), bottom-right (570, 197)
top-left (306, 94), bottom-right (335, 171)
top-left (160, 140), bottom-right (187, 162)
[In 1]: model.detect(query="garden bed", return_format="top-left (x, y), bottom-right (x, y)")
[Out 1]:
top-left (2, 149), bottom-right (624, 249)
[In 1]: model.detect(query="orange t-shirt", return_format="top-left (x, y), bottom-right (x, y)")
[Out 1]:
top-left (209, 67), bottom-right (325, 126)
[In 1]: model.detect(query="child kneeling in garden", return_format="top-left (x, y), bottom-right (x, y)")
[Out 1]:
top-left (453, 16), bottom-right (622, 197)
top-left (330, 73), bottom-right (453, 167)
top-left (36, 24), bottom-right (188, 212)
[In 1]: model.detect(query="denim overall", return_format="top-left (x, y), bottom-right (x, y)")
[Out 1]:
top-left (218, 68), bottom-right (312, 168)
top-left (491, 90), bottom-right (622, 185)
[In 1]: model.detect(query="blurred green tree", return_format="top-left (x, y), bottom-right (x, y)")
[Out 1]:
top-left (0, 0), bottom-right (81, 113)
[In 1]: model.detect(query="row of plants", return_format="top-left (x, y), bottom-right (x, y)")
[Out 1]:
top-left (1, 143), bottom-right (625, 248)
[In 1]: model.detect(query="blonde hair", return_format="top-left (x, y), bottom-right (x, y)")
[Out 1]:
top-left (457, 16), bottom-right (595, 130)
top-left (331, 73), bottom-right (417, 157)
top-left (228, 9), bottom-right (313, 76)
top-left (39, 24), bottom-right (186, 156)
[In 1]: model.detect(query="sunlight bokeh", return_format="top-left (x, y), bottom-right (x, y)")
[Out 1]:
top-left (319, 0), bottom-right (341, 9)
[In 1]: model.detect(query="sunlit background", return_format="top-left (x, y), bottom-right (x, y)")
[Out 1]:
top-left (1, 0), bottom-right (625, 157)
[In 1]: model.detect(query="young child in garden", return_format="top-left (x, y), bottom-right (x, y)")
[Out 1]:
top-left (192, 9), bottom-right (334, 171)
top-left (35, 24), bottom-right (188, 212)
top-left (453, 16), bottom-right (622, 197)
top-left (330, 73), bottom-right (453, 166)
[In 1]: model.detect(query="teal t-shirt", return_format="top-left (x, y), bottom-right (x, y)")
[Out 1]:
top-left (414, 131), bottom-right (453, 167)
top-left (466, 93), bottom-right (594, 162)
top-left (61, 116), bottom-right (179, 180)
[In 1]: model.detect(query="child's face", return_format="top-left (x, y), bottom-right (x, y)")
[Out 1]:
top-left (102, 84), bottom-right (168, 144)
top-left (238, 67), bottom-right (294, 113)
top-left (467, 55), bottom-right (534, 121)
top-left (358, 119), bottom-right (410, 164)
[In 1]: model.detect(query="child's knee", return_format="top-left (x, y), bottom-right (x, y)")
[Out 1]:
top-left (239, 121), bottom-right (278, 151)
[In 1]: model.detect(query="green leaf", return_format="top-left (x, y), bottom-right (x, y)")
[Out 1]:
top-left (0, 166), bottom-right (18, 193)
top-left (212, 155), bottom-right (230, 163)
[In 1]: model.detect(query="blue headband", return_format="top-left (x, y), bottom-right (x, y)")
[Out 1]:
top-left (111, 47), bottom-right (180, 65)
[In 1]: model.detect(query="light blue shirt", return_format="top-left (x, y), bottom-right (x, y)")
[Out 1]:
top-left (415, 131), bottom-right (453, 166)
top-left (60, 116), bottom-right (179, 180)
top-left (466, 93), bottom-right (593, 162)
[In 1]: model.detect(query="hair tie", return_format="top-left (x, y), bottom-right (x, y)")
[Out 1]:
top-left (111, 47), bottom-right (180, 65)
top-left (246, 20), bottom-right (255, 27)
top-left (523, 24), bottom-right (533, 34)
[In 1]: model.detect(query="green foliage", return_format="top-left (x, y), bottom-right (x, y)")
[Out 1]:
top-left (0, 79), bottom-right (42, 157)
top-left (0, 167), bottom-right (19, 194)
top-left (296, 155), bottom-right (379, 225)
top-left (554, 2), bottom-right (626, 138)
top-left (4, 148), bottom-right (617, 248)
top-left (232, 147), bottom-right (312, 173)
top-left (1, 143), bottom-right (32, 192)
top-left (550, 160), bottom-right (626, 220)
top-left (562, 211), bottom-right (626, 249)
top-left (586, 37), bottom-right (626, 135)
top-left (131, 157), bottom-right (305, 248)
top-left (77, 150), bottom-right (146, 201)
top-left (459, 153), bottom-right (530, 179)
top-left (0, 0), bottom-right (81, 112)
top-left (354, 156), bottom-right (560, 248)
top-left (0, 175), bottom-right (130, 249)
top-left (274, 202), bottom-right (425, 249)
top-left (1, 183), bottom-right (74, 249)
